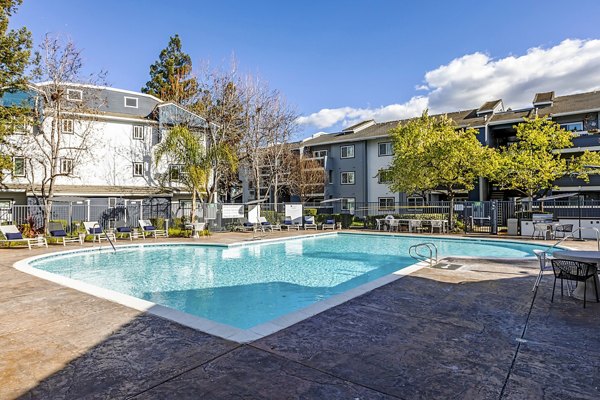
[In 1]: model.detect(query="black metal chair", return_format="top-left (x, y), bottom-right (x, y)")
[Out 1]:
top-left (551, 259), bottom-right (599, 308)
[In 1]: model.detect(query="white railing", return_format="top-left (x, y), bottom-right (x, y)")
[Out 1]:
top-left (409, 242), bottom-right (438, 266)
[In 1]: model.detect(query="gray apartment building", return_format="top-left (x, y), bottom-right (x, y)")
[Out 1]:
top-left (247, 89), bottom-right (600, 209)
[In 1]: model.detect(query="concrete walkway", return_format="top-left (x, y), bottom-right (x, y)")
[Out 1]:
top-left (1, 232), bottom-right (599, 399)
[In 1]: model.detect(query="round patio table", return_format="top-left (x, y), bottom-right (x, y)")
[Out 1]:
top-left (552, 250), bottom-right (600, 301)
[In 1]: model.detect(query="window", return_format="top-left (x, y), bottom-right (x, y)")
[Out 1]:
top-left (124, 96), bottom-right (138, 108)
top-left (328, 170), bottom-right (333, 184)
top-left (133, 125), bottom-right (144, 140)
top-left (378, 142), bottom-right (393, 156)
top-left (378, 169), bottom-right (393, 184)
top-left (169, 164), bottom-right (182, 181)
top-left (340, 145), bottom-right (355, 159)
top-left (12, 156), bottom-right (25, 177)
top-left (341, 171), bottom-right (355, 185)
top-left (61, 119), bottom-right (74, 134)
top-left (60, 158), bottom-right (73, 174)
top-left (5, 116), bottom-right (30, 134)
top-left (313, 150), bottom-right (328, 158)
top-left (408, 196), bottom-right (424, 212)
top-left (133, 162), bottom-right (144, 176)
top-left (341, 198), bottom-right (356, 212)
top-left (108, 197), bottom-right (117, 208)
top-left (66, 89), bottom-right (82, 101)
top-left (560, 122), bottom-right (584, 132)
top-left (379, 197), bottom-right (395, 211)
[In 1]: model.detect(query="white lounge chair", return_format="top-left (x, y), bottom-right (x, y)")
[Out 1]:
top-left (322, 218), bottom-right (336, 230)
top-left (409, 219), bottom-right (425, 233)
top-left (114, 220), bottom-right (139, 241)
top-left (138, 219), bottom-right (168, 238)
top-left (259, 217), bottom-right (281, 231)
top-left (282, 216), bottom-right (301, 230)
top-left (48, 222), bottom-right (82, 246)
top-left (0, 224), bottom-right (47, 249)
top-left (83, 221), bottom-right (116, 243)
top-left (239, 218), bottom-right (257, 232)
top-left (304, 216), bottom-right (318, 230)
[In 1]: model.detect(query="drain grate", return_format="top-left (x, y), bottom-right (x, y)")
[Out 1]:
top-left (431, 263), bottom-right (463, 270)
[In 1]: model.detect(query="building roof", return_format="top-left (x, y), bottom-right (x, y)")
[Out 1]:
top-left (477, 99), bottom-right (503, 115)
top-left (300, 109), bottom-right (486, 147)
top-left (533, 91), bottom-right (555, 105)
top-left (300, 90), bottom-right (600, 147)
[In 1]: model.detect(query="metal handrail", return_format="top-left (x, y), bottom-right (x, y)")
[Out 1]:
top-left (549, 227), bottom-right (600, 251)
top-left (93, 222), bottom-right (116, 253)
top-left (409, 242), bottom-right (438, 266)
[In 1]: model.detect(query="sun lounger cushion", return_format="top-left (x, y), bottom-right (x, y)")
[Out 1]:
top-left (243, 222), bottom-right (254, 227)
top-left (50, 229), bottom-right (67, 237)
top-left (88, 227), bottom-right (102, 234)
top-left (261, 222), bottom-right (271, 226)
top-left (284, 220), bottom-right (292, 225)
top-left (326, 219), bottom-right (335, 224)
top-left (143, 225), bottom-right (156, 231)
top-left (5, 232), bottom-right (23, 240)
top-left (117, 227), bottom-right (132, 233)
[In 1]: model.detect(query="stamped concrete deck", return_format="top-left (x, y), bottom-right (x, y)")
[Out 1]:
top-left (1, 231), bottom-right (599, 399)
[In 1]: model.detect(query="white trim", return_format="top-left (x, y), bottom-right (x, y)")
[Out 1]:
top-left (132, 125), bottom-right (144, 140)
top-left (35, 82), bottom-right (163, 102)
top-left (552, 108), bottom-right (600, 117)
top-left (340, 171), bottom-right (355, 185)
top-left (68, 112), bottom-right (159, 124)
top-left (556, 146), bottom-right (600, 154)
top-left (124, 96), bottom-right (138, 109)
top-left (61, 119), bottom-right (74, 134)
top-left (340, 144), bottom-right (355, 159)
top-left (66, 88), bottom-right (83, 102)
top-left (132, 162), bottom-right (144, 177)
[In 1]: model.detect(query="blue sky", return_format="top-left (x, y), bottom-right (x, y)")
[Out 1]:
top-left (11, 0), bottom-right (600, 138)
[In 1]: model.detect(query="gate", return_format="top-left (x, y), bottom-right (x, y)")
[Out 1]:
top-left (462, 201), bottom-right (497, 234)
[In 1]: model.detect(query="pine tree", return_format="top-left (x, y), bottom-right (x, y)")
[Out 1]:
top-left (141, 34), bottom-right (198, 105)
top-left (0, 0), bottom-right (32, 180)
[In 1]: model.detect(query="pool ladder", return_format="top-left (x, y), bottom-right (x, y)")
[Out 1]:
top-left (409, 242), bottom-right (438, 266)
top-left (93, 222), bottom-right (116, 253)
top-left (548, 227), bottom-right (600, 251)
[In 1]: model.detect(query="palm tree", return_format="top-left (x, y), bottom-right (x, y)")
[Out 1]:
top-left (155, 125), bottom-right (237, 223)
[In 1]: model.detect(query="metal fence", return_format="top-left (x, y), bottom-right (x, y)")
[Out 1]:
top-left (5, 199), bottom-right (600, 234)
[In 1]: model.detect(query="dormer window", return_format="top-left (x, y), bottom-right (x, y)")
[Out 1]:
top-left (66, 89), bottom-right (82, 102)
top-left (124, 96), bottom-right (138, 108)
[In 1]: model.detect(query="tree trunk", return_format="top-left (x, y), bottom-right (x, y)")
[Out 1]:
top-left (448, 190), bottom-right (455, 232)
top-left (191, 190), bottom-right (197, 223)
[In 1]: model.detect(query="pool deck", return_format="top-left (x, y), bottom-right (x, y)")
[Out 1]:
top-left (1, 230), bottom-right (599, 399)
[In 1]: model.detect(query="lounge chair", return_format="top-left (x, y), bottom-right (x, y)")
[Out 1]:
top-left (48, 222), bottom-right (82, 246)
top-left (259, 217), bottom-right (281, 231)
top-left (239, 218), bottom-right (257, 232)
top-left (430, 220), bottom-right (444, 233)
top-left (304, 216), bottom-right (318, 230)
top-left (114, 221), bottom-right (138, 241)
top-left (83, 221), bottom-right (116, 243)
top-left (282, 216), bottom-right (301, 230)
top-left (0, 224), bottom-right (47, 249)
top-left (322, 218), bottom-right (336, 230)
top-left (138, 219), bottom-right (168, 238)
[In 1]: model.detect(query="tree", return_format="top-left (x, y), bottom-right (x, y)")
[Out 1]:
top-left (287, 153), bottom-right (326, 202)
top-left (20, 35), bottom-right (105, 232)
top-left (141, 34), bottom-right (198, 105)
top-left (389, 111), bottom-right (496, 229)
top-left (491, 116), bottom-right (600, 199)
top-left (0, 0), bottom-right (32, 181)
top-left (239, 76), bottom-right (297, 205)
top-left (154, 125), bottom-right (236, 223)
top-left (191, 61), bottom-right (244, 202)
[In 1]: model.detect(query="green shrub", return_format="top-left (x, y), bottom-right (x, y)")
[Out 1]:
top-left (168, 227), bottom-right (192, 237)
top-left (150, 217), bottom-right (165, 230)
top-left (304, 208), bottom-right (318, 217)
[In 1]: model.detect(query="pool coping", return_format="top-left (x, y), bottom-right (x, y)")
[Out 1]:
top-left (12, 231), bottom-right (559, 343)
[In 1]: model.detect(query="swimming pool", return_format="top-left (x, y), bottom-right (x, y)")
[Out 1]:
top-left (21, 232), bottom-right (548, 339)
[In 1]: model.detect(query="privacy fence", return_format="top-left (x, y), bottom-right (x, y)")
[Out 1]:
top-left (3, 199), bottom-right (600, 235)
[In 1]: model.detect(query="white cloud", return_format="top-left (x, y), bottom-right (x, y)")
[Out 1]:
top-left (296, 96), bottom-right (428, 130)
top-left (297, 39), bottom-right (600, 132)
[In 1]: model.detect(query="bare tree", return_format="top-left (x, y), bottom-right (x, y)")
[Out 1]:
top-left (20, 35), bottom-right (106, 231)
top-left (239, 75), bottom-right (298, 205)
top-left (287, 153), bottom-right (326, 202)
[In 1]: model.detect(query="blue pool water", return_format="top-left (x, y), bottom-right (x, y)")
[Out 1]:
top-left (30, 233), bottom-right (547, 329)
